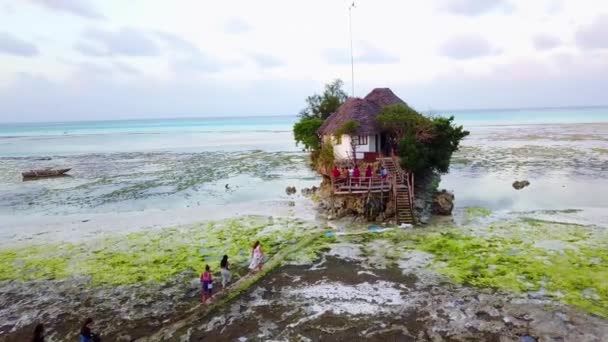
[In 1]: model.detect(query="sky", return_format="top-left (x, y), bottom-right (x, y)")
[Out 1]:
top-left (0, 0), bottom-right (608, 122)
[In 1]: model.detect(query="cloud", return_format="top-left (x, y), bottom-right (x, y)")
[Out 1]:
top-left (357, 44), bottom-right (399, 64)
top-left (0, 32), bottom-right (39, 57)
top-left (251, 53), bottom-right (284, 68)
top-left (436, 0), bottom-right (511, 16)
top-left (28, 0), bottom-right (103, 20)
top-left (153, 31), bottom-right (228, 73)
top-left (0, 72), bottom-right (316, 122)
top-left (390, 55), bottom-right (608, 110)
top-left (3, 3), bottom-right (15, 14)
top-left (532, 34), bottom-right (561, 50)
top-left (225, 18), bottom-right (252, 34)
top-left (112, 61), bottom-right (140, 75)
top-left (575, 14), bottom-right (608, 50)
top-left (439, 34), bottom-right (498, 60)
top-left (154, 31), bottom-right (200, 54)
top-left (75, 28), bottom-right (160, 57)
top-left (324, 43), bottom-right (399, 65)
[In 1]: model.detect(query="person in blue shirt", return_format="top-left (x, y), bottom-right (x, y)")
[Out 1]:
top-left (80, 318), bottom-right (100, 342)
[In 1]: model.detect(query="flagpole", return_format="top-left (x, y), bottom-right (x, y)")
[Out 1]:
top-left (349, 2), bottom-right (355, 97)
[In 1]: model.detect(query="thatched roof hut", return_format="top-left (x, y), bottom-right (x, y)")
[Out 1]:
top-left (318, 88), bottom-right (407, 136)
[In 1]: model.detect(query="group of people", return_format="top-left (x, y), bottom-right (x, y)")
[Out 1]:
top-left (200, 240), bottom-right (264, 304)
top-left (331, 164), bottom-right (388, 184)
top-left (31, 318), bottom-right (100, 342)
top-left (29, 242), bottom-right (267, 340)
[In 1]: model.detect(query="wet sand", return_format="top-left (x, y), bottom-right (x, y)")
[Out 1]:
top-left (183, 255), bottom-right (608, 341)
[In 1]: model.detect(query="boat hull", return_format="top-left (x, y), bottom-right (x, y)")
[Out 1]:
top-left (22, 168), bottom-right (71, 178)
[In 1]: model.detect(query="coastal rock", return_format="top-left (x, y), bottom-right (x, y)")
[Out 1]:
top-left (285, 186), bottom-right (297, 195)
top-left (301, 186), bottom-right (318, 196)
top-left (414, 198), bottom-right (426, 210)
top-left (432, 190), bottom-right (454, 215)
top-left (512, 180), bottom-right (530, 190)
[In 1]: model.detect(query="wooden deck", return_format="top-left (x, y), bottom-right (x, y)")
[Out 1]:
top-left (331, 176), bottom-right (393, 194)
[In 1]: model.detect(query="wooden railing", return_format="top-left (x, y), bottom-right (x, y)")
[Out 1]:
top-left (331, 175), bottom-right (393, 194)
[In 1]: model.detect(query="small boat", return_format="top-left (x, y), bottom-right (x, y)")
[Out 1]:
top-left (22, 168), bottom-right (71, 178)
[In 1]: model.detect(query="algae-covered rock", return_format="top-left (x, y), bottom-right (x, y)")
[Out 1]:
top-left (432, 190), bottom-right (454, 215)
top-left (513, 180), bottom-right (530, 190)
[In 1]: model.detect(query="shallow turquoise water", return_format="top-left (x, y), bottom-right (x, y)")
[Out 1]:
top-left (0, 109), bottom-right (606, 217)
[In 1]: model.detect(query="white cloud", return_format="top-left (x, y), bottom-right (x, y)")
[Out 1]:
top-left (532, 34), bottom-right (561, 50)
top-left (224, 18), bottom-right (252, 34)
top-left (251, 53), bottom-right (283, 68)
top-left (436, 0), bottom-right (512, 16)
top-left (2, 0), bottom-right (608, 122)
top-left (27, 0), bottom-right (103, 20)
top-left (75, 27), bottom-right (160, 57)
top-left (575, 14), bottom-right (608, 49)
top-left (439, 34), bottom-right (499, 60)
top-left (0, 32), bottom-right (39, 57)
top-left (324, 42), bottom-right (399, 65)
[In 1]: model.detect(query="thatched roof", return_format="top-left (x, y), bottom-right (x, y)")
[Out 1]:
top-left (364, 88), bottom-right (407, 109)
top-left (318, 88), bottom-right (407, 136)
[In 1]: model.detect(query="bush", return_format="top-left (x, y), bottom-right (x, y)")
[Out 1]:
top-left (316, 141), bottom-right (335, 171)
top-left (377, 105), bottom-right (469, 174)
top-left (293, 117), bottom-right (324, 151)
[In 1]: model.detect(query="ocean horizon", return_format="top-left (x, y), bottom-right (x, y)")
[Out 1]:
top-left (1, 105), bottom-right (608, 134)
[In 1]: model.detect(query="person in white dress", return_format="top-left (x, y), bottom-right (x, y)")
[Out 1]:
top-left (248, 241), bottom-right (264, 273)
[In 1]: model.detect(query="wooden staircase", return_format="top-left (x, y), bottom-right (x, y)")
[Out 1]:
top-left (381, 157), bottom-right (415, 225)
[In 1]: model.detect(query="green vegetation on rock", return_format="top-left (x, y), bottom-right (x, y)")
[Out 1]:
top-left (465, 207), bottom-right (492, 219)
top-left (378, 105), bottom-right (470, 173)
top-left (0, 216), bottom-right (320, 286)
top-left (327, 218), bottom-right (608, 318)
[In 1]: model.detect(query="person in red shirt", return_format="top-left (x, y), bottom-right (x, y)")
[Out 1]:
top-left (365, 164), bottom-right (373, 183)
top-left (353, 165), bottom-right (360, 186)
top-left (332, 166), bottom-right (341, 179)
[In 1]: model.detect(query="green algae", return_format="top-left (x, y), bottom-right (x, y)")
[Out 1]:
top-left (465, 207), bottom-right (492, 219)
top-left (323, 218), bottom-right (608, 318)
top-left (0, 216), bottom-right (320, 286)
top-left (416, 230), bottom-right (608, 317)
top-left (0, 245), bottom-right (73, 281)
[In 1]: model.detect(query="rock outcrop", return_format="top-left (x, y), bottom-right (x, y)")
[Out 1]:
top-left (512, 180), bottom-right (530, 190)
top-left (432, 190), bottom-right (455, 215)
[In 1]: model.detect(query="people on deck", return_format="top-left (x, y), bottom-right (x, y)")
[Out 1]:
top-left (341, 167), bottom-right (348, 179)
top-left (380, 166), bottom-right (388, 180)
top-left (31, 323), bottom-right (44, 342)
top-left (200, 264), bottom-right (213, 303)
top-left (332, 166), bottom-right (341, 179)
top-left (249, 241), bottom-right (264, 273)
top-left (220, 255), bottom-right (231, 289)
top-left (365, 165), bottom-right (373, 182)
top-left (353, 165), bottom-right (360, 185)
top-left (348, 166), bottom-right (354, 178)
top-left (80, 318), bottom-right (101, 342)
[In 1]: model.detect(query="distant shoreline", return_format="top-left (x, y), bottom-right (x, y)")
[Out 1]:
top-left (1, 104), bottom-right (608, 125)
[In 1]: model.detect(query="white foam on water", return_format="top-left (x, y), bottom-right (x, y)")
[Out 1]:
top-left (326, 243), bottom-right (363, 261)
top-left (283, 280), bottom-right (408, 316)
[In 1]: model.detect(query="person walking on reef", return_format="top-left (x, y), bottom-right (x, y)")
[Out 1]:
top-left (80, 318), bottom-right (101, 342)
top-left (249, 241), bottom-right (264, 273)
top-left (200, 264), bottom-right (213, 304)
top-left (220, 255), bottom-right (231, 289)
top-left (31, 323), bottom-right (44, 342)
